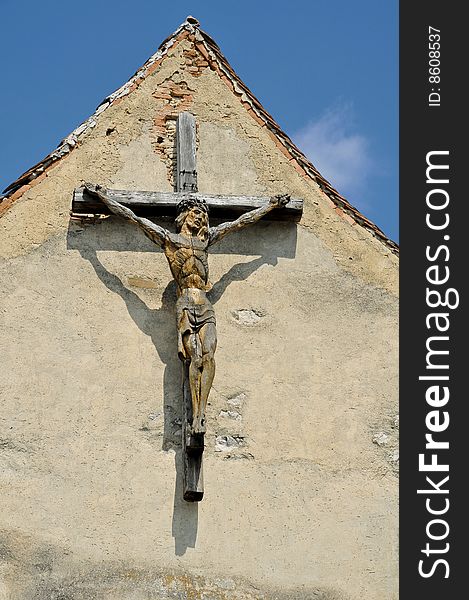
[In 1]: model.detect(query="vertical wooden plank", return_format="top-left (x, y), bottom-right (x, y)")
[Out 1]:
top-left (176, 112), bottom-right (198, 193)
top-left (177, 111), bottom-right (204, 501)
top-left (182, 362), bottom-right (204, 502)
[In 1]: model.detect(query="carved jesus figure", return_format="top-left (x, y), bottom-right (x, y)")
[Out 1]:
top-left (84, 184), bottom-right (289, 434)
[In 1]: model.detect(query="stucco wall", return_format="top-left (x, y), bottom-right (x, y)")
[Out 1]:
top-left (0, 38), bottom-right (398, 600)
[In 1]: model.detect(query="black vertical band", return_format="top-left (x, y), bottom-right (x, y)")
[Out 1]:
top-left (400, 2), bottom-right (466, 596)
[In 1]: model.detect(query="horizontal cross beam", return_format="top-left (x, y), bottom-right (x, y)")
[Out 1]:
top-left (72, 187), bottom-right (303, 221)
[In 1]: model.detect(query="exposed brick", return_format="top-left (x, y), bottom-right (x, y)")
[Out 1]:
top-left (152, 77), bottom-right (195, 187)
top-left (5, 184), bottom-right (31, 204)
top-left (271, 131), bottom-right (286, 150)
top-left (177, 30), bottom-right (190, 41)
top-left (0, 197), bottom-right (14, 217)
top-left (266, 129), bottom-right (291, 162)
top-left (302, 172), bottom-right (316, 183)
top-left (210, 62), bottom-right (222, 76)
top-left (144, 58), bottom-right (163, 78)
top-left (246, 107), bottom-right (266, 127)
top-left (321, 192), bottom-right (336, 208)
top-left (342, 211), bottom-right (357, 226)
top-left (31, 171), bottom-right (48, 186)
top-left (290, 158), bottom-right (306, 177)
top-left (167, 82), bottom-right (192, 94)
top-left (334, 206), bottom-right (357, 226)
top-left (153, 93), bottom-right (172, 100)
top-left (170, 90), bottom-right (192, 98)
top-left (219, 73), bottom-right (233, 88)
top-left (195, 43), bottom-right (210, 60)
top-left (334, 207), bottom-right (344, 217)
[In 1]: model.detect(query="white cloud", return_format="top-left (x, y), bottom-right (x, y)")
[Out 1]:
top-left (292, 104), bottom-right (372, 199)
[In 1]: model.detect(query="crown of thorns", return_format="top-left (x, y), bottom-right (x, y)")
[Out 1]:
top-left (176, 197), bottom-right (209, 216)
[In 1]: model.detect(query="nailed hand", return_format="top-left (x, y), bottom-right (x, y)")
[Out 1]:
top-left (269, 193), bottom-right (290, 208)
top-left (84, 182), bottom-right (107, 197)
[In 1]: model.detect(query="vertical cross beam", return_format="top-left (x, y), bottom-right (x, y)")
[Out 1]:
top-left (176, 112), bottom-right (204, 502)
top-left (182, 362), bottom-right (204, 501)
top-left (177, 111), bottom-right (198, 193)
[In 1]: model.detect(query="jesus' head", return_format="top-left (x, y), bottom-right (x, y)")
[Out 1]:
top-left (175, 198), bottom-right (209, 239)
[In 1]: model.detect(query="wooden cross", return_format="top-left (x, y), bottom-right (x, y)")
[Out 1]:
top-left (72, 112), bottom-right (302, 502)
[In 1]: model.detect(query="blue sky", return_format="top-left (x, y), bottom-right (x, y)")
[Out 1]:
top-left (0, 0), bottom-right (398, 241)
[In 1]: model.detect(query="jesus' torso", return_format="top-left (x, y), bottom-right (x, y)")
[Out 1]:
top-left (164, 232), bottom-right (210, 292)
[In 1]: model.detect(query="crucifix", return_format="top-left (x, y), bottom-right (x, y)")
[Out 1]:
top-left (73, 112), bottom-right (303, 502)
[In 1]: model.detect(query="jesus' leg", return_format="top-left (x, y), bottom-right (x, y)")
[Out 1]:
top-left (183, 332), bottom-right (203, 431)
top-left (196, 322), bottom-right (217, 433)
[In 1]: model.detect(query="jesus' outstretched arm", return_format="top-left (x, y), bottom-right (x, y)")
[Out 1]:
top-left (83, 183), bottom-right (169, 248)
top-left (208, 194), bottom-right (290, 246)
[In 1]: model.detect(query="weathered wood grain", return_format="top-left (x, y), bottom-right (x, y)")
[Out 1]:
top-left (177, 112), bottom-right (198, 193)
top-left (72, 187), bottom-right (303, 221)
top-left (177, 113), bottom-right (204, 503)
top-left (182, 362), bottom-right (204, 502)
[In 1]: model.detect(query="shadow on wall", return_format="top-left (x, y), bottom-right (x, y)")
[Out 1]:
top-left (66, 215), bottom-right (298, 258)
top-left (0, 528), bottom-right (352, 600)
top-left (66, 217), bottom-right (297, 556)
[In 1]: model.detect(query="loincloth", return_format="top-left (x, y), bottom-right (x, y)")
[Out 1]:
top-left (176, 289), bottom-right (216, 361)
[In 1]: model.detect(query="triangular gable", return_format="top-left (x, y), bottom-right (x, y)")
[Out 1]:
top-left (0, 16), bottom-right (398, 255)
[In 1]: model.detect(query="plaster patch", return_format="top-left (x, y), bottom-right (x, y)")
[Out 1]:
top-left (215, 435), bottom-right (246, 452)
top-left (372, 432), bottom-right (390, 447)
top-left (231, 308), bottom-right (265, 326)
top-left (227, 392), bottom-right (247, 408)
top-left (219, 410), bottom-right (242, 421)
